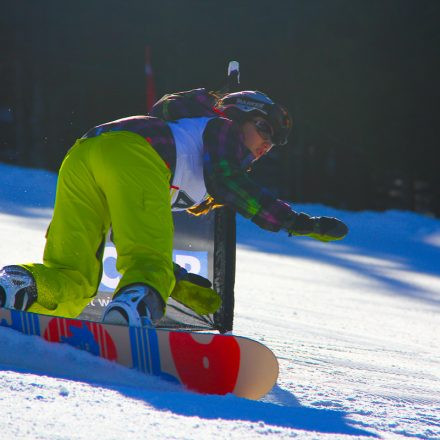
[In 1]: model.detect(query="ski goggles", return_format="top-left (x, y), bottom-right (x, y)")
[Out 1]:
top-left (253, 119), bottom-right (274, 144)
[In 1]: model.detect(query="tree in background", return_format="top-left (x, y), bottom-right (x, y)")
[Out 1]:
top-left (1, 0), bottom-right (439, 215)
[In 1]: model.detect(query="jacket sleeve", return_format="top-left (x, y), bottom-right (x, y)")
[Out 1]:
top-left (149, 88), bottom-right (218, 121)
top-left (203, 118), bottom-right (295, 232)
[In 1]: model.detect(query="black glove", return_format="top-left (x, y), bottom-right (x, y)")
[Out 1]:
top-left (285, 212), bottom-right (348, 242)
top-left (173, 263), bottom-right (212, 287)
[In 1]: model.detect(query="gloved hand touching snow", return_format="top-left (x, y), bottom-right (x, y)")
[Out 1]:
top-left (284, 212), bottom-right (348, 242)
top-left (170, 263), bottom-right (221, 315)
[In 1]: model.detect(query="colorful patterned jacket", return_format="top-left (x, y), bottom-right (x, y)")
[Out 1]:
top-left (82, 88), bottom-right (294, 232)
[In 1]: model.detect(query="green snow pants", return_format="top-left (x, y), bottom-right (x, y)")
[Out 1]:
top-left (23, 131), bottom-right (175, 318)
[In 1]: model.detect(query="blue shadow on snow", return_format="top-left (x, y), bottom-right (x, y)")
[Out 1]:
top-left (0, 163), bottom-right (56, 218)
top-left (117, 383), bottom-right (376, 437)
top-left (0, 357), bottom-right (376, 437)
top-left (236, 209), bottom-right (440, 308)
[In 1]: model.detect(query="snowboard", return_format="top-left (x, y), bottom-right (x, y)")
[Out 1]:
top-left (0, 308), bottom-right (278, 400)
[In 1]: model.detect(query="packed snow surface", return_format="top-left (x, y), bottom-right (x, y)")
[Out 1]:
top-left (0, 162), bottom-right (439, 439)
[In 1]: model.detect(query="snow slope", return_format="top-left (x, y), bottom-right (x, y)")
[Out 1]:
top-left (0, 162), bottom-right (439, 439)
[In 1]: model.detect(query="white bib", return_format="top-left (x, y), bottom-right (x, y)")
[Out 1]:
top-left (167, 117), bottom-right (213, 211)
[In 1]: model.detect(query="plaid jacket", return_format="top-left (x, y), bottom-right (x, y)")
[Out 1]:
top-left (82, 89), bottom-right (293, 232)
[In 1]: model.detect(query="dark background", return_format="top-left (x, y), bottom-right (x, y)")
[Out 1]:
top-left (1, 0), bottom-right (439, 215)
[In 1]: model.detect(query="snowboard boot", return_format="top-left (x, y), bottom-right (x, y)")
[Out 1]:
top-left (102, 284), bottom-right (165, 327)
top-left (0, 265), bottom-right (37, 311)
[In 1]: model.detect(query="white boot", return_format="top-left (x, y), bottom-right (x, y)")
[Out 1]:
top-left (0, 265), bottom-right (37, 311)
top-left (102, 284), bottom-right (165, 327)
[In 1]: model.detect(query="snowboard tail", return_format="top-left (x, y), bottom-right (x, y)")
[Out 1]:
top-left (0, 308), bottom-right (278, 400)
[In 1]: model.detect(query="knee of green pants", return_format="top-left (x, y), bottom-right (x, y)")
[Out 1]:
top-left (27, 297), bottom-right (91, 318)
top-left (21, 263), bottom-right (97, 318)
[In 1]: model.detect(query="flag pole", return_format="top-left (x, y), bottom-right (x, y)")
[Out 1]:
top-left (145, 45), bottom-right (156, 112)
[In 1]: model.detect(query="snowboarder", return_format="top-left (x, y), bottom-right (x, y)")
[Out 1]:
top-left (0, 89), bottom-right (348, 327)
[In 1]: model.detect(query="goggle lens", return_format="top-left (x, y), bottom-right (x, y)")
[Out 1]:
top-left (253, 120), bottom-right (274, 143)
